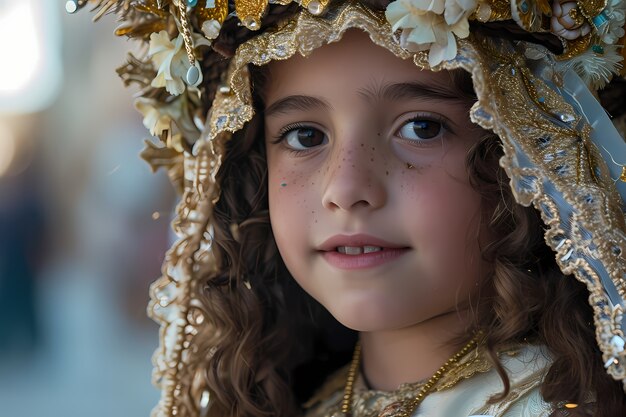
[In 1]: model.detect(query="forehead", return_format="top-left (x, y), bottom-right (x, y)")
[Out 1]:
top-left (265, 29), bottom-right (456, 101)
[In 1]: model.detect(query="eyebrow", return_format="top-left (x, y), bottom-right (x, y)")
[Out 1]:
top-left (264, 81), bottom-right (469, 118)
top-left (265, 95), bottom-right (331, 118)
top-left (357, 81), bottom-right (469, 103)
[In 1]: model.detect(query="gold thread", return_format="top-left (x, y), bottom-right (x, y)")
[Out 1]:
top-left (177, 0), bottom-right (196, 66)
top-left (568, 7), bottom-right (586, 27)
top-left (557, 32), bottom-right (593, 61)
top-left (578, 0), bottom-right (608, 21)
top-left (341, 333), bottom-right (482, 417)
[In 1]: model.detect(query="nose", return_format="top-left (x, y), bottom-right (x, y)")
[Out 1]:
top-left (321, 139), bottom-right (387, 212)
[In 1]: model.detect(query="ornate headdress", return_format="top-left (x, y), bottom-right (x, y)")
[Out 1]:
top-left (70, 0), bottom-right (626, 415)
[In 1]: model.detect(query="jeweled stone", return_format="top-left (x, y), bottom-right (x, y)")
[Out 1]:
top-left (307, 0), bottom-right (324, 15)
top-left (472, 107), bottom-right (493, 122)
top-left (560, 248), bottom-right (574, 261)
top-left (186, 65), bottom-right (202, 86)
top-left (216, 115), bottom-right (228, 130)
top-left (604, 357), bottom-right (618, 368)
top-left (611, 335), bottom-right (625, 353)
top-left (187, 0), bottom-right (198, 7)
top-left (275, 45), bottom-right (287, 57)
top-left (558, 113), bottom-right (575, 122)
top-left (242, 16), bottom-right (260, 30)
top-left (592, 44), bottom-right (605, 54)
top-left (520, 1), bottom-right (529, 13)
top-left (593, 12), bottom-right (608, 28)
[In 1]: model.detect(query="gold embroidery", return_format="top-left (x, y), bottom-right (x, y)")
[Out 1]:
top-left (305, 346), bottom-right (493, 417)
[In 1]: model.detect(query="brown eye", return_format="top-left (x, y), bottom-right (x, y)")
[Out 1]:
top-left (397, 119), bottom-right (442, 141)
top-left (284, 127), bottom-right (327, 150)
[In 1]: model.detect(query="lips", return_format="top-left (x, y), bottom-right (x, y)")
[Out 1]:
top-left (317, 233), bottom-right (408, 252)
top-left (317, 234), bottom-right (411, 270)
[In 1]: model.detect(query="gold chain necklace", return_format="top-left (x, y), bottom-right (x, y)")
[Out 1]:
top-left (337, 333), bottom-right (482, 417)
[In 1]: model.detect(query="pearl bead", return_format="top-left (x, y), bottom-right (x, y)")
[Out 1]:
top-left (307, 0), bottom-right (324, 15)
top-left (476, 3), bottom-right (491, 22)
top-left (65, 0), bottom-right (78, 13)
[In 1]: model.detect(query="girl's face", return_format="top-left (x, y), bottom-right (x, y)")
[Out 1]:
top-left (264, 30), bottom-right (487, 332)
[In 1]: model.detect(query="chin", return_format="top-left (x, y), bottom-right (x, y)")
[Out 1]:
top-left (323, 297), bottom-right (403, 332)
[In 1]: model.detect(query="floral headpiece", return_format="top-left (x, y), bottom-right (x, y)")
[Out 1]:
top-left (67, 0), bottom-right (626, 158)
top-left (67, 0), bottom-right (626, 188)
top-left (72, 1), bottom-right (626, 416)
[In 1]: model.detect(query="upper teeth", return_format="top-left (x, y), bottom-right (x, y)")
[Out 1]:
top-left (337, 246), bottom-right (382, 255)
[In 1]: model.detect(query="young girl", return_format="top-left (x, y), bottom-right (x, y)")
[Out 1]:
top-left (74, 0), bottom-right (626, 416)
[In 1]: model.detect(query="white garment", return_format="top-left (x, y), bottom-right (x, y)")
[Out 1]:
top-left (414, 345), bottom-right (553, 417)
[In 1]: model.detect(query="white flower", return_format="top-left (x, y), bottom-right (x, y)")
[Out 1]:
top-left (386, 0), bottom-right (477, 66)
top-left (599, 0), bottom-right (626, 44)
top-left (148, 30), bottom-right (211, 95)
top-left (134, 96), bottom-right (194, 138)
top-left (550, 1), bottom-right (591, 40)
top-left (149, 31), bottom-right (189, 95)
top-left (568, 43), bottom-right (623, 89)
top-left (135, 97), bottom-right (173, 136)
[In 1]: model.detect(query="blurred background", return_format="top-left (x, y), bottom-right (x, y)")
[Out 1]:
top-left (0, 1), bottom-right (176, 415)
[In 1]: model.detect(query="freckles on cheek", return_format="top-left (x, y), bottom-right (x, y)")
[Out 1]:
top-left (268, 163), bottom-right (321, 285)
top-left (269, 164), bottom-right (314, 239)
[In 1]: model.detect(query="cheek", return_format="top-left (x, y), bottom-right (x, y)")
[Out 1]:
top-left (401, 166), bottom-right (483, 282)
top-left (267, 155), bottom-right (317, 273)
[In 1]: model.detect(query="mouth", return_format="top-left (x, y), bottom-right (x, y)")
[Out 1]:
top-left (317, 234), bottom-right (411, 269)
top-left (317, 233), bottom-right (408, 252)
